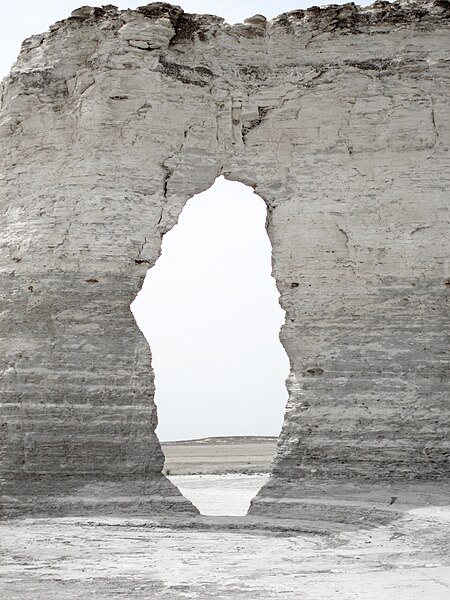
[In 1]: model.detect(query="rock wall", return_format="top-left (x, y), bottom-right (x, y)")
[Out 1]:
top-left (0, 1), bottom-right (449, 518)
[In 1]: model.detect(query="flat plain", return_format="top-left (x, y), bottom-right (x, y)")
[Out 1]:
top-left (161, 436), bottom-right (277, 474)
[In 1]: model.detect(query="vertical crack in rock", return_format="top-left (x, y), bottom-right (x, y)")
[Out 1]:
top-left (241, 106), bottom-right (271, 144)
top-left (430, 96), bottom-right (439, 142)
top-left (231, 98), bottom-right (244, 146)
top-left (162, 165), bottom-right (172, 199)
top-left (336, 224), bottom-right (350, 256)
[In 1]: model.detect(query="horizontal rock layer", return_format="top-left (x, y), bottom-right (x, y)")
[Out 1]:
top-left (0, 1), bottom-right (449, 518)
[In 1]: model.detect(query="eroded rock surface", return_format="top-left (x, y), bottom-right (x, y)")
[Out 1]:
top-left (0, 1), bottom-right (449, 518)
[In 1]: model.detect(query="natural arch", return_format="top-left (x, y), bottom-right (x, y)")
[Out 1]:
top-left (0, 3), bottom-right (448, 520)
top-left (131, 176), bottom-right (288, 442)
top-left (131, 176), bottom-right (289, 514)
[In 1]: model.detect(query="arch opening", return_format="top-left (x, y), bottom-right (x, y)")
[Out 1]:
top-left (131, 176), bottom-right (289, 515)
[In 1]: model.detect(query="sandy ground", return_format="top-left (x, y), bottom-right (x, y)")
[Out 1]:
top-left (1, 474), bottom-right (449, 600)
top-left (169, 473), bottom-right (270, 515)
top-left (2, 441), bottom-right (449, 598)
top-left (161, 437), bottom-right (277, 474)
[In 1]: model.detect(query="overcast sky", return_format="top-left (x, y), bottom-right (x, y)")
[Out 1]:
top-left (132, 178), bottom-right (289, 440)
top-left (2, 1), bottom-right (368, 441)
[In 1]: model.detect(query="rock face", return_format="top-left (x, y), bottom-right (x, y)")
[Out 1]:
top-left (0, 1), bottom-right (449, 518)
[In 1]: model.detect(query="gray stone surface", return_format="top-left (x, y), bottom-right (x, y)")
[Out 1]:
top-left (0, 1), bottom-right (449, 518)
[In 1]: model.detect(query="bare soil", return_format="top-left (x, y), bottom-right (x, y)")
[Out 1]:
top-left (1, 438), bottom-right (449, 599)
top-left (161, 436), bottom-right (277, 475)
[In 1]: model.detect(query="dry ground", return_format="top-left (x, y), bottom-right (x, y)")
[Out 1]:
top-left (1, 501), bottom-right (449, 600)
top-left (1, 438), bottom-right (449, 599)
top-left (161, 436), bottom-right (277, 474)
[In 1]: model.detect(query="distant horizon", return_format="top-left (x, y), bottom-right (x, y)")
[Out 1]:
top-left (161, 434), bottom-right (279, 444)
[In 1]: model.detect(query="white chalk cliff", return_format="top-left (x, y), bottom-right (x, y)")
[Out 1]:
top-left (0, 1), bottom-right (449, 519)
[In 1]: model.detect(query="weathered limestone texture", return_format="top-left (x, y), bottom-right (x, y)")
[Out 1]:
top-left (0, 1), bottom-right (449, 519)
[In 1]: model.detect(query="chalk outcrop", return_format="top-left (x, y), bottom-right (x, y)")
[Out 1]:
top-left (0, 1), bottom-right (449, 519)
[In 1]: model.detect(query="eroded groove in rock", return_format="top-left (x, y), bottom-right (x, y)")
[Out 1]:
top-left (0, 1), bottom-right (449, 519)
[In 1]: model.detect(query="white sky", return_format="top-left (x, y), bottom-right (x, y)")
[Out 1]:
top-left (132, 178), bottom-right (289, 441)
top-left (1, 1), bottom-right (369, 441)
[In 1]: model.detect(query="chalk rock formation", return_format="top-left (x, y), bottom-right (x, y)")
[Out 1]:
top-left (0, 1), bottom-right (449, 519)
